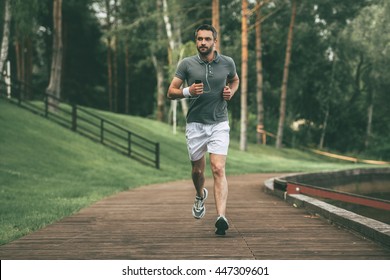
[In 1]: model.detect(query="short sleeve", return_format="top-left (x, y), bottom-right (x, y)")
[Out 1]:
top-left (227, 57), bottom-right (237, 80)
top-left (175, 59), bottom-right (187, 81)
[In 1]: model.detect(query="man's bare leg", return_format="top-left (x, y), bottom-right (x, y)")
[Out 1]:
top-left (191, 156), bottom-right (208, 219)
top-left (191, 156), bottom-right (206, 197)
top-left (209, 153), bottom-right (228, 216)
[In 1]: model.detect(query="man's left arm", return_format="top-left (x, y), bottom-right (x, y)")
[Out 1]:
top-left (223, 74), bottom-right (240, 101)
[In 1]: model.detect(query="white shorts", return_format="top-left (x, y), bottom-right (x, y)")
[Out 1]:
top-left (185, 121), bottom-right (230, 161)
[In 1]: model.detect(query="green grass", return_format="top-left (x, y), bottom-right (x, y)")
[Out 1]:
top-left (0, 98), bottom-right (371, 245)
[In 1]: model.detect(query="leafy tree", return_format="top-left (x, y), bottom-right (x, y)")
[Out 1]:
top-left (0, 0), bottom-right (11, 74)
top-left (46, 0), bottom-right (63, 108)
top-left (240, 0), bottom-right (249, 151)
top-left (334, 0), bottom-right (390, 159)
top-left (62, 0), bottom-right (106, 108)
top-left (3, 0), bottom-right (389, 160)
top-left (7, 0), bottom-right (45, 99)
top-left (275, 0), bottom-right (296, 149)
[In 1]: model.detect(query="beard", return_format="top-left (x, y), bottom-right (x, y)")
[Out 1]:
top-left (197, 45), bottom-right (213, 56)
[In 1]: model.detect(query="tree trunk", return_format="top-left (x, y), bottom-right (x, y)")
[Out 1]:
top-left (15, 39), bottom-right (22, 81)
top-left (105, 0), bottom-right (113, 112)
top-left (16, 36), bottom-right (33, 99)
top-left (15, 36), bottom-right (25, 99)
top-left (125, 41), bottom-right (130, 114)
top-left (319, 49), bottom-right (337, 150)
top-left (212, 0), bottom-right (221, 52)
top-left (163, 0), bottom-right (176, 133)
top-left (163, 0), bottom-right (184, 133)
top-left (240, 0), bottom-right (248, 151)
top-left (178, 47), bottom-right (188, 117)
top-left (113, 0), bottom-right (119, 112)
top-left (318, 106), bottom-right (329, 149)
top-left (153, 0), bottom-right (166, 122)
top-left (113, 37), bottom-right (118, 112)
top-left (276, 0), bottom-right (296, 149)
top-left (152, 54), bottom-right (165, 122)
top-left (0, 0), bottom-right (11, 74)
top-left (25, 37), bottom-right (33, 99)
top-left (255, 0), bottom-right (265, 144)
top-left (365, 89), bottom-right (374, 148)
top-left (107, 40), bottom-right (113, 111)
top-left (46, 0), bottom-right (63, 110)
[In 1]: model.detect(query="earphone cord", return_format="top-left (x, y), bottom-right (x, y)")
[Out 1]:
top-left (203, 64), bottom-right (212, 93)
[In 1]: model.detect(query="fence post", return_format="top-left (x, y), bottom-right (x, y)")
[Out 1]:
top-left (13, 81), bottom-right (22, 106)
top-left (100, 119), bottom-right (104, 143)
top-left (127, 132), bottom-right (132, 156)
top-left (44, 95), bottom-right (48, 117)
top-left (17, 84), bottom-right (22, 106)
top-left (72, 104), bottom-right (77, 131)
top-left (155, 143), bottom-right (160, 169)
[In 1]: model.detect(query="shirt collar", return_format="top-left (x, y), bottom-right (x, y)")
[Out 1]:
top-left (197, 51), bottom-right (220, 64)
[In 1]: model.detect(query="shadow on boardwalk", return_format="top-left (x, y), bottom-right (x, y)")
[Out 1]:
top-left (1, 173), bottom-right (389, 260)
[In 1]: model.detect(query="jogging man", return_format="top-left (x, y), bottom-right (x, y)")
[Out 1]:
top-left (167, 24), bottom-right (240, 235)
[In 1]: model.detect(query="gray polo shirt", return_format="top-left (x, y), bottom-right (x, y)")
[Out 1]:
top-left (175, 51), bottom-right (237, 124)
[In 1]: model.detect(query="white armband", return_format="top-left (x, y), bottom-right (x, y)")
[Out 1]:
top-left (182, 87), bottom-right (192, 98)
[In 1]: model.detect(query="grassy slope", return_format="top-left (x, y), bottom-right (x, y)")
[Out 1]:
top-left (0, 99), bottom-right (366, 244)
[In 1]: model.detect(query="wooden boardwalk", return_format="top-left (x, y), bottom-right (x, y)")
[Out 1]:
top-left (1, 173), bottom-right (389, 260)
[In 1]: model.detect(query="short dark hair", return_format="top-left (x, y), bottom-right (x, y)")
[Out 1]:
top-left (195, 24), bottom-right (218, 40)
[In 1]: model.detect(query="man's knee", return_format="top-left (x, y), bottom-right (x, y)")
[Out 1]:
top-left (192, 166), bottom-right (204, 178)
top-left (210, 154), bottom-right (226, 176)
top-left (191, 162), bottom-right (205, 179)
top-left (211, 161), bottom-right (226, 178)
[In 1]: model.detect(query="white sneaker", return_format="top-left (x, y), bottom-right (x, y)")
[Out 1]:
top-left (192, 188), bottom-right (208, 219)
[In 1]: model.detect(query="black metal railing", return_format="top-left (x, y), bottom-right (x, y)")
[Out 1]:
top-left (0, 75), bottom-right (160, 169)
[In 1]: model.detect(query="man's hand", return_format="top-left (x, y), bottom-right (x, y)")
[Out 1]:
top-left (222, 86), bottom-right (233, 100)
top-left (190, 82), bottom-right (204, 96)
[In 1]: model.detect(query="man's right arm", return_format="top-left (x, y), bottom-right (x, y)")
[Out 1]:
top-left (167, 77), bottom-right (203, 100)
top-left (167, 77), bottom-right (185, 100)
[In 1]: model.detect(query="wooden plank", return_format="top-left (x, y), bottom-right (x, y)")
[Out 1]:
top-left (1, 173), bottom-right (389, 260)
